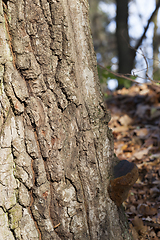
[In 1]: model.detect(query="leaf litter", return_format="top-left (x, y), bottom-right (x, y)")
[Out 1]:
top-left (106, 83), bottom-right (160, 240)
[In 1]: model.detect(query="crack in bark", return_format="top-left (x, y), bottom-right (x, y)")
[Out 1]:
top-left (93, 139), bottom-right (103, 182)
top-left (77, 167), bottom-right (91, 240)
top-left (2, 7), bottom-right (16, 67)
top-left (67, 207), bottom-right (75, 239)
top-left (24, 108), bottom-right (61, 239)
top-left (39, 0), bottom-right (52, 27)
top-left (7, 219), bottom-right (16, 240)
top-left (28, 191), bottom-right (42, 240)
top-left (10, 140), bottom-right (41, 239)
top-left (65, 176), bottom-right (82, 204)
top-left (0, 105), bottom-right (11, 136)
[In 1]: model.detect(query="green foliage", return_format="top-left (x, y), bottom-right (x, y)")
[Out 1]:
top-left (153, 69), bottom-right (160, 82)
top-left (117, 78), bottom-right (132, 89)
top-left (98, 65), bottom-right (134, 90)
top-left (97, 65), bottom-right (115, 84)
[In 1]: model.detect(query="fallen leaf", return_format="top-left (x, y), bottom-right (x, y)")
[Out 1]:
top-left (134, 128), bottom-right (149, 138)
top-left (119, 114), bottom-right (133, 126)
top-left (134, 149), bottom-right (149, 160)
top-left (137, 204), bottom-right (157, 216)
top-left (112, 126), bottom-right (129, 133)
top-left (132, 216), bottom-right (147, 235)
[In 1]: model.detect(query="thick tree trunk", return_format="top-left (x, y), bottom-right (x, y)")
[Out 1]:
top-left (0, 0), bottom-right (131, 239)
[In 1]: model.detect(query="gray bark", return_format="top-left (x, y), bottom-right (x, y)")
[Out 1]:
top-left (0, 0), bottom-right (132, 239)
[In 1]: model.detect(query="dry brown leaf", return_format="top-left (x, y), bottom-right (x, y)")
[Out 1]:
top-left (149, 187), bottom-right (160, 197)
top-left (106, 84), bottom-right (160, 239)
top-left (119, 114), bottom-right (133, 126)
top-left (132, 216), bottom-right (147, 235)
top-left (129, 223), bottom-right (139, 240)
top-left (121, 144), bottom-right (128, 151)
top-left (137, 204), bottom-right (157, 216)
top-left (134, 128), bottom-right (149, 138)
top-left (149, 230), bottom-right (156, 238)
top-left (152, 212), bottom-right (160, 224)
top-left (157, 231), bottom-right (160, 237)
top-left (134, 149), bottom-right (149, 160)
top-left (112, 126), bottom-right (129, 133)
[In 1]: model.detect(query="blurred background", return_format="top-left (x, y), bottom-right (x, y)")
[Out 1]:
top-left (88, 0), bottom-right (160, 91)
top-left (88, 3), bottom-right (160, 238)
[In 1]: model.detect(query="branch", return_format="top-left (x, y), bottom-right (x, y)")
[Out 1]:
top-left (98, 63), bottom-right (160, 85)
top-left (135, 0), bottom-right (160, 50)
top-left (139, 48), bottom-right (152, 81)
top-left (98, 64), bottom-right (140, 84)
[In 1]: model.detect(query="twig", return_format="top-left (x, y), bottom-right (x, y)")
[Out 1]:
top-left (136, 49), bottom-right (160, 83)
top-left (98, 64), bottom-right (140, 84)
top-left (54, 223), bottom-right (61, 229)
top-left (98, 54), bottom-right (160, 85)
top-left (139, 48), bottom-right (152, 81)
top-left (135, 0), bottom-right (160, 50)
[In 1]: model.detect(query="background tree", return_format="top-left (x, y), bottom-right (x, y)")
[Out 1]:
top-left (116, 0), bottom-right (134, 75)
top-left (153, 0), bottom-right (160, 80)
top-left (89, 0), bottom-right (116, 66)
top-left (89, 0), bottom-right (160, 89)
top-left (0, 0), bottom-right (132, 239)
top-left (116, 0), bottom-right (160, 86)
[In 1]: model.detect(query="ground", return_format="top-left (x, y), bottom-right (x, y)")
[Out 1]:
top-left (106, 83), bottom-right (160, 240)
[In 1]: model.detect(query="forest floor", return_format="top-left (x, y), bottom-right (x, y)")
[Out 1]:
top-left (106, 83), bottom-right (160, 240)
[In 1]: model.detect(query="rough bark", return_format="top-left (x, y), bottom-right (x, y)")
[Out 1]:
top-left (0, 0), bottom-right (132, 239)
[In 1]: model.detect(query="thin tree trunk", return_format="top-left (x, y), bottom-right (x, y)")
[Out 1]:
top-left (0, 0), bottom-right (131, 239)
top-left (116, 0), bottom-right (160, 83)
top-left (116, 0), bottom-right (135, 75)
top-left (153, 0), bottom-right (160, 80)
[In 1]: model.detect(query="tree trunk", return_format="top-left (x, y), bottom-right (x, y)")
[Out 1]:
top-left (116, 0), bottom-right (135, 75)
top-left (0, 0), bottom-right (131, 239)
top-left (153, 0), bottom-right (160, 80)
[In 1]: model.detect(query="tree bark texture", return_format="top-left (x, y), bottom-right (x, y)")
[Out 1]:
top-left (0, 0), bottom-right (131, 239)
